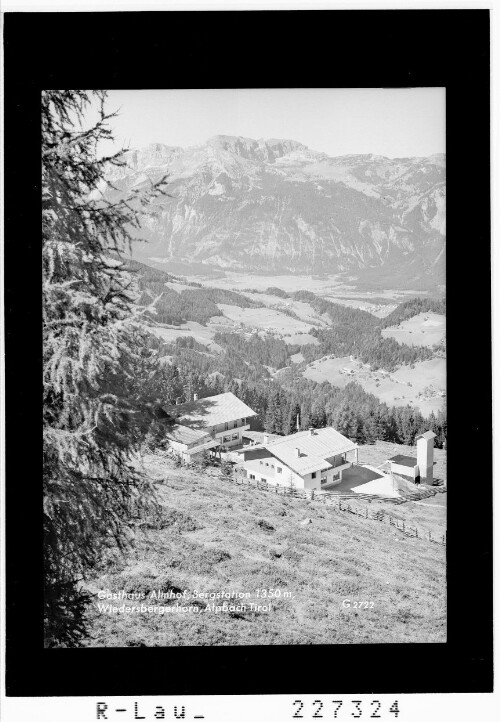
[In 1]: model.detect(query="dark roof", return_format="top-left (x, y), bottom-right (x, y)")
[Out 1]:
top-left (163, 392), bottom-right (257, 430)
top-left (164, 424), bottom-right (210, 446)
top-left (388, 454), bottom-right (418, 468)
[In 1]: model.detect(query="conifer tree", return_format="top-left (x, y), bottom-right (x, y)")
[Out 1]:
top-left (331, 401), bottom-right (358, 439)
top-left (264, 389), bottom-right (282, 433)
top-left (299, 398), bottom-right (312, 431)
top-left (42, 90), bottom-right (168, 647)
top-left (363, 412), bottom-right (378, 444)
top-left (283, 399), bottom-right (301, 435)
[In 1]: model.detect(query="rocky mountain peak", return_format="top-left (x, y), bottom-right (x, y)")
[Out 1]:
top-left (104, 135), bottom-right (446, 288)
top-left (206, 134), bottom-right (309, 163)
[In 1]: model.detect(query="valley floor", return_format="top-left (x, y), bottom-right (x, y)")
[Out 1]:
top-left (82, 445), bottom-right (446, 647)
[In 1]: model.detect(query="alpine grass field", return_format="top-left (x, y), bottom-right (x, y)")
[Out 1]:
top-left (83, 444), bottom-right (446, 647)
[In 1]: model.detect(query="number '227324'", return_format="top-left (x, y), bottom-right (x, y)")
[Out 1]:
top-left (293, 699), bottom-right (400, 719)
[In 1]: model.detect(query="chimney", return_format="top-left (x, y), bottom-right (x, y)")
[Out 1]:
top-left (193, 393), bottom-right (198, 401)
top-left (308, 427), bottom-right (314, 436)
top-left (263, 434), bottom-right (269, 444)
top-left (295, 448), bottom-right (300, 457)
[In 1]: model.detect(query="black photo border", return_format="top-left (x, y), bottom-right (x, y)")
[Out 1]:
top-left (3, 8), bottom-right (492, 697)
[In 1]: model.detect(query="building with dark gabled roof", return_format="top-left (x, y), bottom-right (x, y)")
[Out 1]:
top-left (162, 392), bottom-right (258, 462)
top-left (388, 453), bottom-right (419, 481)
top-left (387, 429), bottom-right (437, 484)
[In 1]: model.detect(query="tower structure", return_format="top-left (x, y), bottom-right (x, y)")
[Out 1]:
top-left (416, 430), bottom-right (436, 484)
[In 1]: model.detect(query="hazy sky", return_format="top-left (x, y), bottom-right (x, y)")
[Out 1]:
top-left (104, 87), bottom-right (445, 159)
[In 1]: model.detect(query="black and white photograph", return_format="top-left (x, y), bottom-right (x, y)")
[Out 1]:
top-left (42, 87), bottom-right (448, 649)
top-left (3, 7), bottom-right (493, 710)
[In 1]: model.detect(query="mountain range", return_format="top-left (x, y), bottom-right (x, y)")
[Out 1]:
top-left (105, 135), bottom-right (446, 290)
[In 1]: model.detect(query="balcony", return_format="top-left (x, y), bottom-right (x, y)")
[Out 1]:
top-left (329, 457), bottom-right (351, 471)
top-left (186, 437), bottom-right (221, 454)
top-left (212, 422), bottom-right (250, 438)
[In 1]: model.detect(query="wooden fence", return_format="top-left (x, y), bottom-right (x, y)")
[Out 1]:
top-left (217, 470), bottom-right (447, 547)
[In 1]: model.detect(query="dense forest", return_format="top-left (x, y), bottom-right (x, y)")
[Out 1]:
top-left (299, 328), bottom-right (434, 370)
top-left (214, 331), bottom-right (292, 370)
top-left (129, 261), bottom-right (447, 446)
top-left (134, 268), bottom-right (446, 443)
top-left (136, 270), bottom-right (262, 326)
top-left (381, 296), bottom-right (446, 328)
top-left (145, 333), bottom-right (446, 449)
top-left (136, 270), bottom-right (443, 372)
top-left (290, 291), bottom-right (436, 370)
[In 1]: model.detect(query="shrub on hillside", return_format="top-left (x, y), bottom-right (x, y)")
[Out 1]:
top-left (142, 507), bottom-right (199, 532)
top-left (178, 546), bottom-right (232, 575)
top-left (258, 519), bottom-right (275, 532)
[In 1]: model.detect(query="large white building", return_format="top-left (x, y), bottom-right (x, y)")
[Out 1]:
top-left (239, 426), bottom-right (359, 491)
top-left (163, 392), bottom-right (257, 463)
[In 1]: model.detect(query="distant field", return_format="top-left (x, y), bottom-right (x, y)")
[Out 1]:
top-left (216, 303), bottom-right (314, 335)
top-left (302, 356), bottom-right (446, 417)
top-left (286, 333), bottom-right (319, 346)
top-left (148, 322), bottom-right (222, 353)
top-left (164, 280), bottom-right (201, 292)
top-left (83, 452), bottom-right (446, 647)
top-left (146, 309), bottom-right (319, 354)
top-left (192, 270), bottom-right (427, 305)
top-left (241, 292), bottom-right (329, 327)
top-left (194, 271), bottom-right (349, 296)
top-left (323, 296), bottom-right (398, 318)
top-left (382, 312), bottom-right (446, 347)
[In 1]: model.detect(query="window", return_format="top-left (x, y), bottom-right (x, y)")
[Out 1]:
top-left (265, 462), bottom-right (269, 467)
top-left (259, 460), bottom-right (263, 465)
top-left (261, 478), bottom-right (266, 483)
top-left (277, 467), bottom-right (282, 474)
top-left (224, 423), bottom-right (229, 431)
top-left (241, 417), bottom-right (246, 423)
top-left (250, 474), bottom-right (255, 480)
top-left (232, 433), bottom-right (238, 440)
top-left (271, 464), bottom-right (275, 469)
top-left (311, 472), bottom-right (316, 479)
top-left (223, 435), bottom-right (231, 442)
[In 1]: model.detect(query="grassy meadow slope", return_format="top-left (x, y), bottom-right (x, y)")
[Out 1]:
top-left (83, 452), bottom-right (446, 647)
